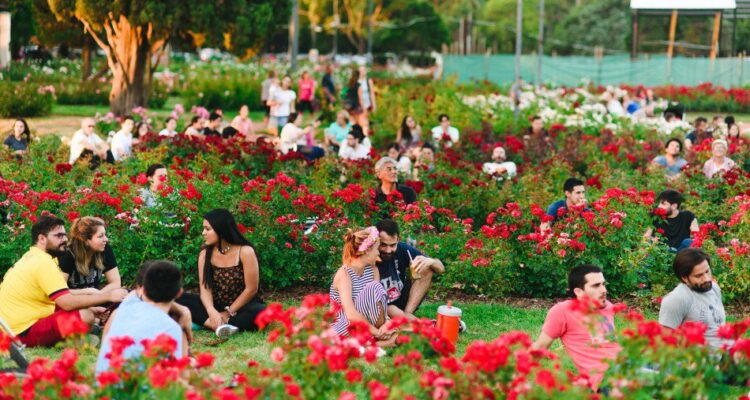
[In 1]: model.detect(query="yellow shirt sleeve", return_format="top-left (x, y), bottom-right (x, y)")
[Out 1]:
top-left (36, 257), bottom-right (68, 299)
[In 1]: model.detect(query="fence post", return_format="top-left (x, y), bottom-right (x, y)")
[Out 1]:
top-left (595, 47), bottom-right (603, 85)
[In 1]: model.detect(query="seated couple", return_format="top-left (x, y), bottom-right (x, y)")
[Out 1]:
top-left (329, 220), bottom-right (445, 346)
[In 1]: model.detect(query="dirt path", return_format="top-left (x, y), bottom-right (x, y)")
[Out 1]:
top-left (0, 116), bottom-right (83, 139)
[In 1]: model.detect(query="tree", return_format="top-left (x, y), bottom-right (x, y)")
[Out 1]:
top-left (547, 0), bottom-right (629, 55)
top-left (46, 0), bottom-right (288, 115)
top-left (340, 0), bottom-right (384, 53)
top-left (374, 0), bottom-right (448, 53)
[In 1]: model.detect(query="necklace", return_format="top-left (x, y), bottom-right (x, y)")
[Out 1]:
top-left (218, 244), bottom-right (232, 254)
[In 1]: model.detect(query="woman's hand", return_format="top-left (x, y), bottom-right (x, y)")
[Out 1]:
top-left (206, 309), bottom-right (224, 330)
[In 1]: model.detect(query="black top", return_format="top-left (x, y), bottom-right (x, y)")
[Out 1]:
top-left (202, 128), bottom-right (222, 137)
top-left (4, 135), bottom-right (27, 151)
top-left (58, 243), bottom-right (118, 289)
top-left (322, 74), bottom-right (336, 96)
top-left (376, 242), bottom-right (423, 305)
top-left (685, 130), bottom-right (713, 144)
top-left (373, 185), bottom-right (417, 205)
top-left (654, 210), bottom-right (696, 248)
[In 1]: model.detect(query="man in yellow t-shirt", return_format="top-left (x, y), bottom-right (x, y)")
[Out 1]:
top-left (0, 216), bottom-right (128, 347)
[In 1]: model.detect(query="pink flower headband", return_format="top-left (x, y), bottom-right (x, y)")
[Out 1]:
top-left (357, 227), bottom-right (379, 254)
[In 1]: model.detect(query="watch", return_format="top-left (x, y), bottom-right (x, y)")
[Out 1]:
top-left (225, 306), bottom-right (237, 317)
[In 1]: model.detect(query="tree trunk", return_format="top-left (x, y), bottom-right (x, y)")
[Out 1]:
top-left (78, 15), bottom-right (163, 116)
top-left (81, 41), bottom-right (91, 81)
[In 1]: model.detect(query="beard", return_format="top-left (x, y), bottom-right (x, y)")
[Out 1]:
top-left (46, 244), bottom-right (68, 258)
top-left (689, 281), bottom-right (713, 293)
top-left (378, 252), bottom-right (394, 262)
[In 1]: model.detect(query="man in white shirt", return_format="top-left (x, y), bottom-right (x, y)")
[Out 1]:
top-left (69, 118), bottom-right (112, 167)
top-left (482, 146), bottom-right (517, 180)
top-left (430, 114), bottom-right (459, 147)
top-left (111, 116), bottom-right (135, 162)
top-left (338, 125), bottom-right (371, 160)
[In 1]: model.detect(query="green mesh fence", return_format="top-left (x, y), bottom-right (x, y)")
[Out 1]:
top-left (444, 54), bottom-right (750, 87)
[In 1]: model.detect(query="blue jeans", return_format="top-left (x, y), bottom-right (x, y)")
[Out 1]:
top-left (669, 238), bottom-right (693, 253)
top-left (275, 116), bottom-right (289, 127)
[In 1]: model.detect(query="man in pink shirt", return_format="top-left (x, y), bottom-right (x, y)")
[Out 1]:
top-left (532, 264), bottom-right (621, 391)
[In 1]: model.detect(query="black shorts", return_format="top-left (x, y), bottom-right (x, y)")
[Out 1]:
top-left (263, 102), bottom-right (271, 116)
top-left (298, 100), bottom-right (314, 113)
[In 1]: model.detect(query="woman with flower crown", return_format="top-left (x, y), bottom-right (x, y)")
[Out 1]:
top-left (329, 226), bottom-right (395, 345)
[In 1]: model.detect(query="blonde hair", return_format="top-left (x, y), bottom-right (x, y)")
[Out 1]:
top-left (342, 227), bottom-right (379, 265)
top-left (69, 216), bottom-right (106, 276)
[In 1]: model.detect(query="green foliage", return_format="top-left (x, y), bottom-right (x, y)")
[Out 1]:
top-left (0, 82), bottom-right (55, 117)
top-left (374, 0), bottom-right (449, 53)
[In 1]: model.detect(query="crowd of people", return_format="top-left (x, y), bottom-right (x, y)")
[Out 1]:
top-left (0, 72), bottom-right (747, 392)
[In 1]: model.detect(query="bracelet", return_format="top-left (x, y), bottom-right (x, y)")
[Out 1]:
top-left (225, 306), bottom-right (237, 317)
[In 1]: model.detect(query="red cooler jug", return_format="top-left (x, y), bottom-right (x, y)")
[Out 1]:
top-left (436, 301), bottom-right (462, 345)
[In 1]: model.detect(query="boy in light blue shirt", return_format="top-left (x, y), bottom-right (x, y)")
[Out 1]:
top-left (95, 260), bottom-right (186, 375)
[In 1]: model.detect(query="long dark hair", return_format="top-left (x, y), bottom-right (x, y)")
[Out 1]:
top-left (13, 119), bottom-right (31, 143)
top-left (399, 116), bottom-right (413, 143)
top-left (202, 208), bottom-right (254, 290)
top-left (347, 68), bottom-right (360, 89)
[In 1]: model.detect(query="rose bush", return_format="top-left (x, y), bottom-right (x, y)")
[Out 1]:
top-left (1, 294), bottom-right (747, 399)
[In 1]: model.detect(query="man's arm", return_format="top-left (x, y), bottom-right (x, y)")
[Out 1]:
top-left (55, 288), bottom-right (127, 311)
top-left (532, 332), bottom-right (555, 350)
top-left (689, 217), bottom-right (699, 233)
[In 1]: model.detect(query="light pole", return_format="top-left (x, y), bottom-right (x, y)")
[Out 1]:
top-left (366, 0), bottom-right (374, 63)
top-left (290, 0), bottom-right (299, 70)
top-left (0, 1), bottom-right (10, 69)
top-left (536, 0), bottom-right (544, 86)
top-left (332, 0), bottom-right (339, 58)
top-left (514, 0), bottom-right (523, 118)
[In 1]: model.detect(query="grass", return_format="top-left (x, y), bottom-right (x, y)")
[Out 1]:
top-left (18, 301), bottom-right (557, 377)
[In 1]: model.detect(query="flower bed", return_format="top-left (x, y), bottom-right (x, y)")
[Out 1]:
top-left (0, 294), bottom-right (747, 399)
top-left (1, 80), bottom-right (750, 303)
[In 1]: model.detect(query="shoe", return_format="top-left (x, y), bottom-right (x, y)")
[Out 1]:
top-left (215, 324), bottom-right (239, 338)
top-left (459, 320), bottom-right (467, 334)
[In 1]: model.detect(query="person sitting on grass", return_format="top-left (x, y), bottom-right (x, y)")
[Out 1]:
top-left (279, 112), bottom-right (325, 161)
top-left (412, 142), bottom-right (436, 181)
top-left (58, 216), bottom-right (122, 294)
top-left (643, 189), bottom-right (699, 252)
top-left (95, 260), bottom-right (188, 374)
top-left (139, 163), bottom-right (168, 208)
top-left (177, 209), bottom-right (265, 337)
top-left (540, 178), bottom-right (588, 232)
top-left (111, 116), bottom-right (136, 162)
top-left (373, 157), bottom-right (417, 206)
top-left (702, 139), bottom-right (736, 179)
top-left (4, 119), bottom-right (30, 158)
top-left (685, 117), bottom-right (712, 150)
top-left (375, 219), bottom-right (445, 320)
top-left (659, 248), bottom-right (731, 350)
top-left (330, 226), bottom-right (396, 346)
top-left (338, 124), bottom-right (371, 161)
top-left (324, 111), bottom-right (351, 154)
top-left (532, 264), bottom-right (621, 392)
top-left (184, 116), bottom-right (204, 137)
top-left (430, 114), bottom-right (459, 147)
top-left (158, 117), bottom-right (179, 138)
top-left (386, 143), bottom-right (412, 175)
top-left (0, 216), bottom-right (127, 347)
top-left (202, 112), bottom-right (223, 137)
top-left (482, 145), bottom-right (517, 180)
top-left (69, 118), bottom-right (113, 168)
top-left (651, 138), bottom-right (688, 179)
